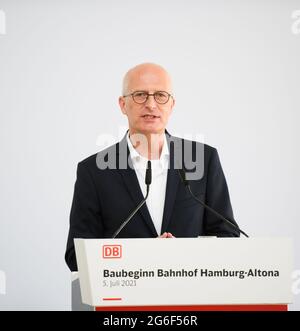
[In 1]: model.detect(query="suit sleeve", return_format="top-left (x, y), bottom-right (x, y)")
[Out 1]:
top-left (65, 162), bottom-right (104, 271)
top-left (203, 148), bottom-right (240, 237)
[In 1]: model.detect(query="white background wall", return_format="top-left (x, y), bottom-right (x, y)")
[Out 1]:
top-left (0, 0), bottom-right (299, 310)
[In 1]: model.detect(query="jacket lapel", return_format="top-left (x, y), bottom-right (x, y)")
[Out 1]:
top-left (117, 134), bottom-right (158, 237)
top-left (161, 134), bottom-right (180, 233)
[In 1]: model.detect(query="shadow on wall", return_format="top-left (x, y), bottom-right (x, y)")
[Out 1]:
top-left (0, 270), bottom-right (6, 295)
top-left (71, 272), bottom-right (93, 311)
top-left (0, 9), bottom-right (6, 35)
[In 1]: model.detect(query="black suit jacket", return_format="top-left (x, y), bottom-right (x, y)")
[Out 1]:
top-left (65, 132), bottom-right (239, 271)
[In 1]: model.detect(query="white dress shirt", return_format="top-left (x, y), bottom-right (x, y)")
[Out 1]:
top-left (126, 133), bottom-right (169, 235)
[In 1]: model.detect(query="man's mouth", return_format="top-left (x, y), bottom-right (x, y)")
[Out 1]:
top-left (142, 115), bottom-right (160, 119)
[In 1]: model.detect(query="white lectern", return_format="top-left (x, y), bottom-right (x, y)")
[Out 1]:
top-left (74, 237), bottom-right (293, 311)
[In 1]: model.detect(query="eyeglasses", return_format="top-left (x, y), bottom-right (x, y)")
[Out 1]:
top-left (123, 91), bottom-right (173, 104)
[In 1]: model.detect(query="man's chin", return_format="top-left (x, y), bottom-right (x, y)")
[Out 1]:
top-left (135, 125), bottom-right (166, 135)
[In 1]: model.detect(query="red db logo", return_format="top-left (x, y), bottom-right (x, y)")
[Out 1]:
top-left (103, 245), bottom-right (122, 258)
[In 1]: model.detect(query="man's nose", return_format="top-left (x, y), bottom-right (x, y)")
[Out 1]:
top-left (145, 95), bottom-right (157, 109)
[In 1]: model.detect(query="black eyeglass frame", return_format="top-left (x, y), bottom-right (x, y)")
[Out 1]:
top-left (123, 90), bottom-right (173, 104)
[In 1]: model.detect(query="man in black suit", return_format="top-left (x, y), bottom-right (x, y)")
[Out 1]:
top-left (65, 63), bottom-right (239, 271)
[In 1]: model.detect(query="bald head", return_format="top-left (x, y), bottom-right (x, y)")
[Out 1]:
top-left (122, 63), bottom-right (173, 95)
top-left (119, 63), bottom-right (175, 136)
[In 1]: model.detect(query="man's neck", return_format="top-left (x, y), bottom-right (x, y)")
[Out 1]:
top-left (128, 130), bottom-right (165, 160)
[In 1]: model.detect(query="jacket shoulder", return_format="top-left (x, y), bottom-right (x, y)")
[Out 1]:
top-left (78, 142), bottom-right (120, 170)
top-left (169, 135), bottom-right (217, 155)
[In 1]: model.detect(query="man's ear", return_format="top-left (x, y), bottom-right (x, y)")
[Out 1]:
top-left (119, 96), bottom-right (127, 115)
top-left (169, 97), bottom-right (175, 113)
top-left (171, 97), bottom-right (175, 109)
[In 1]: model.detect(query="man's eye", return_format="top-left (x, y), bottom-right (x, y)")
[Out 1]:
top-left (135, 92), bottom-right (147, 97)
